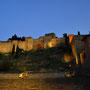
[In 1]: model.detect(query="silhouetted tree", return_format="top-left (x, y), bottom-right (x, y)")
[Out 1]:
top-left (21, 37), bottom-right (25, 41)
top-left (12, 34), bottom-right (17, 40)
top-left (15, 45), bottom-right (20, 58)
top-left (16, 45), bottom-right (19, 53)
top-left (63, 33), bottom-right (69, 47)
top-left (8, 34), bottom-right (25, 41)
top-left (15, 45), bottom-right (24, 58)
top-left (78, 31), bottom-right (80, 35)
top-left (12, 44), bottom-right (15, 54)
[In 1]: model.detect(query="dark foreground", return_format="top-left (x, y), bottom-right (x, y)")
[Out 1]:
top-left (0, 73), bottom-right (90, 90)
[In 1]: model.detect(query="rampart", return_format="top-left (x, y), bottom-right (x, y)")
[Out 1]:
top-left (0, 33), bottom-right (65, 53)
top-left (70, 35), bottom-right (85, 64)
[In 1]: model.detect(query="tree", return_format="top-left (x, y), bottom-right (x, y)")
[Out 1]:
top-left (8, 34), bottom-right (25, 41)
top-left (15, 45), bottom-right (20, 58)
top-left (78, 31), bottom-right (80, 35)
top-left (12, 44), bottom-right (15, 54)
top-left (15, 45), bottom-right (24, 58)
top-left (63, 33), bottom-right (69, 47)
top-left (12, 34), bottom-right (18, 40)
top-left (21, 37), bottom-right (25, 41)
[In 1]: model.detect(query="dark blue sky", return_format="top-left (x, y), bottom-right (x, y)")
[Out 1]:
top-left (0, 0), bottom-right (90, 41)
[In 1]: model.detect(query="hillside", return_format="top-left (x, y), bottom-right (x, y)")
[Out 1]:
top-left (0, 44), bottom-right (75, 73)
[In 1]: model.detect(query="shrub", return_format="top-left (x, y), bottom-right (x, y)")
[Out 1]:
top-left (0, 61), bottom-right (12, 71)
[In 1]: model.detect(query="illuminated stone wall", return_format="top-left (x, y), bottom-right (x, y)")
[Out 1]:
top-left (0, 41), bottom-right (13, 53)
top-left (24, 37), bottom-right (33, 51)
top-left (0, 37), bottom-right (33, 53)
top-left (33, 39), bottom-right (44, 50)
top-left (0, 33), bottom-right (65, 53)
top-left (70, 35), bottom-right (85, 65)
top-left (69, 34), bottom-right (74, 43)
top-left (70, 35), bottom-right (90, 74)
top-left (47, 38), bottom-right (65, 48)
top-left (33, 36), bottom-right (65, 50)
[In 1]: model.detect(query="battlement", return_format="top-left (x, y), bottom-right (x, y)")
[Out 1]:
top-left (45, 33), bottom-right (56, 38)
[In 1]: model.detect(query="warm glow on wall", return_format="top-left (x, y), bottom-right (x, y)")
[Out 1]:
top-left (75, 56), bottom-right (79, 64)
top-left (69, 34), bottom-right (74, 43)
top-left (48, 42), bottom-right (52, 47)
top-left (64, 53), bottom-right (73, 63)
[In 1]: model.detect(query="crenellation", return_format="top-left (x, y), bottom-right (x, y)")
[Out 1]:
top-left (45, 33), bottom-right (56, 38)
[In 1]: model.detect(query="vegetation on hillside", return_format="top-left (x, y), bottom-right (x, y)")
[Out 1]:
top-left (0, 33), bottom-right (76, 73)
top-left (0, 44), bottom-right (75, 73)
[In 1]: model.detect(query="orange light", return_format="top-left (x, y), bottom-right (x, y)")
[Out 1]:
top-left (75, 56), bottom-right (79, 64)
top-left (69, 34), bottom-right (74, 43)
top-left (48, 42), bottom-right (52, 47)
top-left (19, 72), bottom-right (28, 79)
top-left (64, 53), bottom-right (72, 63)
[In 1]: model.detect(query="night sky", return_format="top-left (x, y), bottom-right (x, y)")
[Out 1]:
top-left (0, 0), bottom-right (90, 41)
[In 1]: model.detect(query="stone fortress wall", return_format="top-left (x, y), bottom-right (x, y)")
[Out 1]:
top-left (0, 33), bottom-right (65, 53)
top-left (69, 35), bottom-right (85, 64)
top-left (69, 34), bottom-right (90, 74)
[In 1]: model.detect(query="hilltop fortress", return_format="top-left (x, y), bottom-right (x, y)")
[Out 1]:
top-left (0, 32), bottom-right (90, 74)
top-left (0, 33), bottom-right (65, 53)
